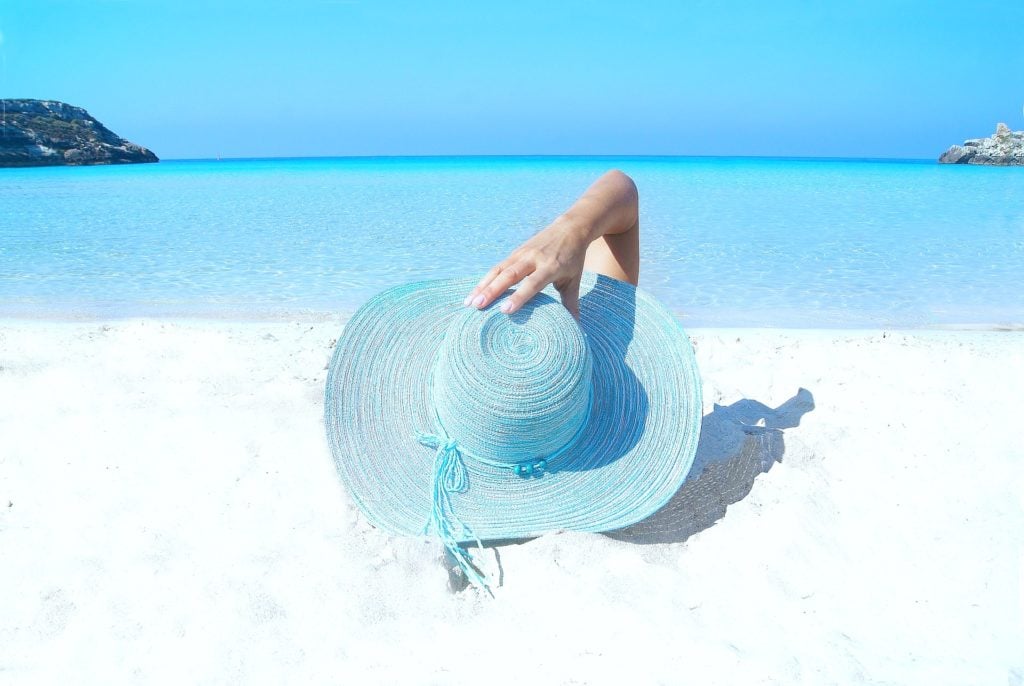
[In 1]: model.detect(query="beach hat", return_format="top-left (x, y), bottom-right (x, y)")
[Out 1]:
top-left (324, 270), bottom-right (702, 591)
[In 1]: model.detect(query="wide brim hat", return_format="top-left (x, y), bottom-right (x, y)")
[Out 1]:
top-left (324, 271), bottom-right (702, 548)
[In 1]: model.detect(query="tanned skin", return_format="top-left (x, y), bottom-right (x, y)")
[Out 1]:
top-left (463, 170), bottom-right (641, 320)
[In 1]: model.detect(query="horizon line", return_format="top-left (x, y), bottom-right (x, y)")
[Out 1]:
top-left (160, 153), bottom-right (937, 164)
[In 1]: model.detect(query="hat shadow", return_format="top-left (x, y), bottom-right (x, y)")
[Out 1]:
top-left (604, 387), bottom-right (816, 545)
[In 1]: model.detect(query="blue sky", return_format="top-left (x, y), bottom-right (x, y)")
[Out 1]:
top-left (2, 0), bottom-right (1022, 159)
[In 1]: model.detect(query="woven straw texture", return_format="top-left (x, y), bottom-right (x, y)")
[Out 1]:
top-left (324, 271), bottom-right (702, 542)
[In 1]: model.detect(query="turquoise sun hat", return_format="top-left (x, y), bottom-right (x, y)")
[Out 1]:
top-left (324, 270), bottom-right (702, 592)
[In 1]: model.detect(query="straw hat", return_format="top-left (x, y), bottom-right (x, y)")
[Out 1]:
top-left (324, 271), bottom-right (702, 590)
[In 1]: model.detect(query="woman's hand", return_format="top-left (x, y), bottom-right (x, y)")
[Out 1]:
top-left (463, 216), bottom-right (592, 320)
top-left (463, 169), bottom-right (640, 320)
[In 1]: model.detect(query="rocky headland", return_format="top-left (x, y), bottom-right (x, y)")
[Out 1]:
top-left (0, 99), bottom-right (158, 168)
top-left (939, 122), bottom-right (1024, 165)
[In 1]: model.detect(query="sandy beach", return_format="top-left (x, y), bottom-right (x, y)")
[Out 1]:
top-left (1, 320), bottom-right (1021, 684)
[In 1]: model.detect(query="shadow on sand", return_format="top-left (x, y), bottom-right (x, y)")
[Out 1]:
top-left (447, 388), bottom-right (816, 590)
top-left (606, 387), bottom-right (815, 545)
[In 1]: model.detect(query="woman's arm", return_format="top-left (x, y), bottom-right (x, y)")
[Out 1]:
top-left (464, 169), bottom-right (640, 319)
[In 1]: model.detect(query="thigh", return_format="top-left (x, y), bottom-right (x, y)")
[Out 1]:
top-left (583, 225), bottom-right (640, 286)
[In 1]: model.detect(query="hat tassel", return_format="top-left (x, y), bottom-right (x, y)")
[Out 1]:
top-left (416, 431), bottom-right (494, 596)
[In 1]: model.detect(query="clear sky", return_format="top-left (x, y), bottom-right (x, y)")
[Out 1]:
top-left (2, 0), bottom-right (1022, 159)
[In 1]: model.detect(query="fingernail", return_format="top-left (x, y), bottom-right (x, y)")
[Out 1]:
top-left (500, 301), bottom-right (512, 314)
top-left (463, 295), bottom-right (472, 306)
top-left (472, 294), bottom-right (485, 308)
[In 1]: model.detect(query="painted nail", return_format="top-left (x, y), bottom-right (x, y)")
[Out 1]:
top-left (472, 294), bottom-right (485, 308)
top-left (463, 294), bottom-right (473, 306)
top-left (500, 301), bottom-right (512, 314)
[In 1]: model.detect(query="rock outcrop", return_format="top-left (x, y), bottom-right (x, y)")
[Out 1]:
top-left (0, 99), bottom-right (158, 167)
top-left (939, 122), bottom-right (1024, 165)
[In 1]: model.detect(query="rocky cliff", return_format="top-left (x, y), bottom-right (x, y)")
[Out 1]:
top-left (0, 99), bottom-right (158, 167)
top-left (939, 123), bottom-right (1024, 166)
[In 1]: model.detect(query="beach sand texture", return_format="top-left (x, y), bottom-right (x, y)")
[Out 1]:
top-left (1, 321), bottom-right (1021, 684)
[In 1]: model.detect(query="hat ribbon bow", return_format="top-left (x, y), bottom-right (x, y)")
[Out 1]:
top-left (414, 429), bottom-right (493, 595)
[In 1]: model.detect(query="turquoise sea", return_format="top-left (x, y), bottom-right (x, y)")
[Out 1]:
top-left (2, 157), bottom-right (1022, 327)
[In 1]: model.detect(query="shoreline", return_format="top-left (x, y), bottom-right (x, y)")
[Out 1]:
top-left (1, 311), bottom-right (1022, 332)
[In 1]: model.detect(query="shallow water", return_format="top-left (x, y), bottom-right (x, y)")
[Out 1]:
top-left (2, 156), bottom-right (1022, 327)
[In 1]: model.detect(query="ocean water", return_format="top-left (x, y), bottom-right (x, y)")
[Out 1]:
top-left (1, 156), bottom-right (1023, 328)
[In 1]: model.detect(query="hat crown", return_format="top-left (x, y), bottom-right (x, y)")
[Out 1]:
top-left (432, 293), bottom-right (593, 464)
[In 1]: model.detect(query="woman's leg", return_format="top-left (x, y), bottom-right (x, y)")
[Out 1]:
top-left (583, 217), bottom-right (640, 286)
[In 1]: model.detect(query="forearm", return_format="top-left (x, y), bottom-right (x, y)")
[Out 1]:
top-left (552, 170), bottom-right (639, 247)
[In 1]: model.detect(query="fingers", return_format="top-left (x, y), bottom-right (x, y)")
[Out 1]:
top-left (467, 261), bottom-right (535, 310)
top-left (499, 271), bottom-right (550, 315)
top-left (464, 266), bottom-right (581, 319)
top-left (463, 264), bottom-right (505, 307)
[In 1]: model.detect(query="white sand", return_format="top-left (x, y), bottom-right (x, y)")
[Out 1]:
top-left (1, 320), bottom-right (1021, 685)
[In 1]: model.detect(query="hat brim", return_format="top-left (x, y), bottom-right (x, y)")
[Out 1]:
top-left (324, 271), bottom-right (702, 542)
